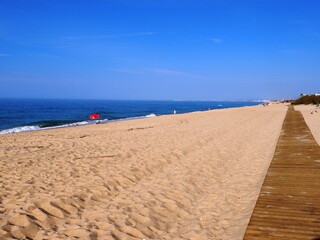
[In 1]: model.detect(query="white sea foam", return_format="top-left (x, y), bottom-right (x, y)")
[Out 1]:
top-left (52, 121), bottom-right (91, 129)
top-left (0, 120), bottom-right (104, 135)
top-left (0, 115), bottom-right (157, 135)
top-left (145, 113), bottom-right (157, 118)
top-left (0, 125), bottom-right (41, 134)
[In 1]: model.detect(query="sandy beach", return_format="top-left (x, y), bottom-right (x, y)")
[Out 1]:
top-left (295, 104), bottom-right (320, 145)
top-left (0, 104), bottom-right (287, 240)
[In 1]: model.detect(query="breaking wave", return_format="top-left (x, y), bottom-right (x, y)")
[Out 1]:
top-left (0, 113), bottom-right (157, 135)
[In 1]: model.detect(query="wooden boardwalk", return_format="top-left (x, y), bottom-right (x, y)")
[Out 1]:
top-left (244, 106), bottom-right (320, 240)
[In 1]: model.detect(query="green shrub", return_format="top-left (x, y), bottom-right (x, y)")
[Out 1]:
top-left (291, 95), bottom-right (320, 105)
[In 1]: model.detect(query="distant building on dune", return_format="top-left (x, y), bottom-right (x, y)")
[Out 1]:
top-left (300, 93), bottom-right (320, 97)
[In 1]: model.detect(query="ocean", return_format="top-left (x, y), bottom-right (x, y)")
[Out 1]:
top-left (0, 99), bottom-right (261, 134)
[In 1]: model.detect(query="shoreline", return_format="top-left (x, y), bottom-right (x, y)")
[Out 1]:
top-left (0, 104), bottom-right (261, 135)
top-left (0, 104), bottom-right (287, 239)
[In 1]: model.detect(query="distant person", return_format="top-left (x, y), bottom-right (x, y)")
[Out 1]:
top-left (263, 102), bottom-right (269, 107)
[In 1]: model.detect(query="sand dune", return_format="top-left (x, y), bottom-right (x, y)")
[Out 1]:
top-left (0, 104), bottom-right (287, 239)
top-left (295, 104), bottom-right (320, 145)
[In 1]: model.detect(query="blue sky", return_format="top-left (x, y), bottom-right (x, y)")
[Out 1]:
top-left (0, 0), bottom-right (319, 100)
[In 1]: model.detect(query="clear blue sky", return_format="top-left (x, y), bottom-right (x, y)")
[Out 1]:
top-left (1, 0), bottom-right (319, 100)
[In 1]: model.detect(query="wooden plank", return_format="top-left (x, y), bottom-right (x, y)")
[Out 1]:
top-left (244, 106), bottom-right (320, 239)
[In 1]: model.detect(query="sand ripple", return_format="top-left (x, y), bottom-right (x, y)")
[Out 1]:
top-left (0, 105), bottom-right (287, 239)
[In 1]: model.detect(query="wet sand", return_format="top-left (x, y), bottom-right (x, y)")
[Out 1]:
top-left (0, 104), bottom-right (287, 240)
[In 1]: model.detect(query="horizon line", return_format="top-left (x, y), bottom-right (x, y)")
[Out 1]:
top-left (0, 97), bottom-right (285, 102)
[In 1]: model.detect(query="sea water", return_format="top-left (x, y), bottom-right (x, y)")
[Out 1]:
top-left (0, 99), bottom-right (261, 134)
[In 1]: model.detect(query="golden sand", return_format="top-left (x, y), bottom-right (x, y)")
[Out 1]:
top-left (295, 104), bottom-right (320, 145)
top-left (0, 104), bottom-right (287, 239)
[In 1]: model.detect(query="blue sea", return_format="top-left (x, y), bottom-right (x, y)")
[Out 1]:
top-left (0, 99), bottom-right (261, 134)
